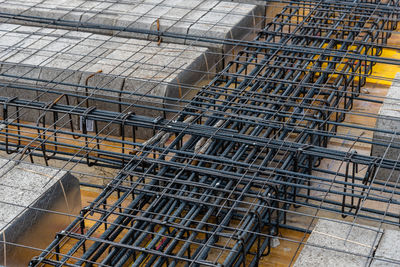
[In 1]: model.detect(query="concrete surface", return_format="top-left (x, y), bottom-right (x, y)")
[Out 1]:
top-left (371, 72), bottom-right (400, 182)
top-left (0, 157), bottom-right (81, 266)
top-left (0, 23), bottom-right (213, 138)
top-left (223, 0), bottom-right (290, 24)
top-left (371, 229), bottom-right (400, 266)
top-left (0, 0), bottom-right (262, 53)
top-left (294, 219), bottom-right (382, 267)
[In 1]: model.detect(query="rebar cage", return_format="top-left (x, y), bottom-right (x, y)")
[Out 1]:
top-left (0, 0), bottom-right (399, 266)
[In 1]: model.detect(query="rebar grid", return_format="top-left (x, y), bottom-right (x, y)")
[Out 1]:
top-left (0, 0), bottom-right (398, 266)
top-left (0, 1), bottom-right (388, 266)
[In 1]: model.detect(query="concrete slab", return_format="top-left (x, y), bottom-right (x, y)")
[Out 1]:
top-left (0, 23), bottom-right (213, 138)
top-left (294, 219), bottom-right (382, 267)
top-left (0, 157), bottom-right (81, 266)
top-left (0, 0), bottom-right (262, 53)
top-left (371, 229), bottom-right (400, 266)
top-left (371, 72), bottom-right (400, 182)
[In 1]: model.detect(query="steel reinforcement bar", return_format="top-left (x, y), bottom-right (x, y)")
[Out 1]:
top-left (26, 1), bottom-right (400, 266)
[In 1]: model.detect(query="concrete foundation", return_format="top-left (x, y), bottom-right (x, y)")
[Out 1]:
top-left (0, 23), bottom-right (213, 139)
top-left (371, 72), bottom-right (400, 183)
top-left (294, 219), bottom-right (382, 267)
top-left (221, 1), bottom-right (293, 24)
top-left (371, 229), bottom-right (400, 266)
top-left (295, 219), bottom-right (400, 266)
top-left (0, 0), bottom-right (262, 54)
top-left (0, 158), bottom-right (81, 266)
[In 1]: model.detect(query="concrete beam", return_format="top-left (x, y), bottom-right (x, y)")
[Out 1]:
top-left (294, 219), bottom-right (382, 267)
top-left (0, 0), bottom-right (262, 54)
top-left (0, 23), bottom-right (213, 138)
top-left (371, 229), bottom-right (400, 266)
top-left (0, 158), bottom-right (81, 266)
top-left (371, 72), bottom-right (400, 183)
top-left (295, 218), bottom-right (400, 266)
